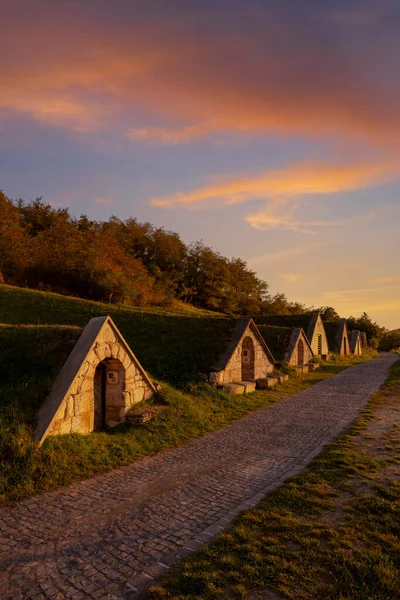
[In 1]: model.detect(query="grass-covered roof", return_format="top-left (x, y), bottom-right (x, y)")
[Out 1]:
top-left (253, 314), bottom-right (313, 330)
top-left (256, 325), bottom-right (294, 362)
top-left (0, 325), bottom-right (82, 425)
top-left (0, 285), bottom-right (239, 402)
top-left (324, 320), bottom-right (343, 351)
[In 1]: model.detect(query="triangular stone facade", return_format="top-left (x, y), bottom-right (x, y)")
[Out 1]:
top-left (34, 316), bottom-right (156, 445)
top-left (284, 328), bottom-right (314, 366)
top-left (337, 319), bottom-right (351, 356)
top-left (307, 313), bottom-right (329, 356)
top-left (350, 330), bottom-right (363, 355)
top-left (209, 318), bottom-right (275, 385)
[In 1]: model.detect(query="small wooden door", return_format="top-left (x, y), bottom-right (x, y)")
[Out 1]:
top-left (94, 363), bottom-right (106, 430)
top-left (297, 339), bottom-right (304, 366)
top-left (241, 337), bottom-right (255, 380)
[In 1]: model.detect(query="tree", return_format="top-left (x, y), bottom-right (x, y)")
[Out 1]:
top-left (378, 331), bottom-right (400, 351)
top-left (0, 191), bottom-right (31, 284)
top-left (347, 312), bottom-right (385, 347)
top-left (16, 198), bottom-right (70, 236)
top-left (317, 306), bottom-right (341, 321)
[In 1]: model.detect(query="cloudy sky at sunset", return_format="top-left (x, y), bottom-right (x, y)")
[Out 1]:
top-left (1, 0), bottom-right (399, 328)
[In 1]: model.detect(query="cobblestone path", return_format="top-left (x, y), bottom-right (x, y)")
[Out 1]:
top-left (1, 354), bottom-right (397, 600)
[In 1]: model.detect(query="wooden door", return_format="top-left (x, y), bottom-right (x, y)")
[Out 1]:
top-left (94, 363), bottom-right (106, 430)
top-left (241, 337), bottom-right (255, 381)
top-left (297, 339), bottom-right (304, 366)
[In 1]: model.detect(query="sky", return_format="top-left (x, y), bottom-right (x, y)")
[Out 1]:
top-left (1, 0), bottom-right (399, 328)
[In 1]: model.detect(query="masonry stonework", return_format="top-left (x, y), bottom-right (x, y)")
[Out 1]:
top-left (213, 326), bottom-right (274, 385)
top-left (287, 335), bottom-right (314, 366)
top-left (35, 317), bottom-right (156, 444)
top-left (309, 315), bottom-right (329, 356)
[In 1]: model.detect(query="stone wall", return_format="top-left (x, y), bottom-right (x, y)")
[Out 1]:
top-left (213, 327), bottom-right (274, 384)
top-left (310, 315), bottom-right (329, 356)
top-left (46, 323), bottom-right (154, 437)
top-left (339, 332), bottom-right (350, 356)
top-left (287, 335), bottom-right (314, 366)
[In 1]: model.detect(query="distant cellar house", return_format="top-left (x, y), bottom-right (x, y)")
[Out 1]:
top-left (256, 324), bottom-right (314, 367)
top-left (209, 318), bottom-right (275, 386)
top-left (350, 330), bottom-right (363, 356)
top-left (34, 316), bottom-right (157, 445)
top-left (253, 313), bottom-right (329, 358)
top-left (324, 318), bottom-right (352, 357)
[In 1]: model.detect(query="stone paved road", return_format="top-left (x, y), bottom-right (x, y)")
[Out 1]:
top-left (1, 354), bottom-right (398, 600)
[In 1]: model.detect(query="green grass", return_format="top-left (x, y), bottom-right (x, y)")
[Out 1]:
top-left (0, 284), bottom-right (238, 386)
top-left (0, 347), bottom-right (371, 506)
top-left (0, 284), bottom-right (378, 509)
top-left (148, 359), bottom-right (400, 600)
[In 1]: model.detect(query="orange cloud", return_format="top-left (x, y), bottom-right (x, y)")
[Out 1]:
top-left (371, 275), bottom-right (400, 284)
top-left (151, 160), bottom-right (395, 205)
top-left (1, 6), bottom-right (400, 144)
top-left (247, 243), bottom-right (324, 265)
top-left (126, 123), bottom-right (213, 145)
top-left (150, 160), bottom-right (398, 232)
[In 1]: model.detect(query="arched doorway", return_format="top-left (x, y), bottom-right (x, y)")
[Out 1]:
top-left (241, 337), bottom-right (255, 380)
top-left (343, 337), bottom-right (348, 356)
top-left (94, 358), bottom-right (126, 430)
top-left (297, 339), bottom-right (304, 366)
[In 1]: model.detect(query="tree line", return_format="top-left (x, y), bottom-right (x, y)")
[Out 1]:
top-left (0, 191), bottom-right (311, 314)
top-left (0, 190), bottom-right (397, 347)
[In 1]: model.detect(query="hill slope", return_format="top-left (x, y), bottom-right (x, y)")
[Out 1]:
top-left (0, 284), bottom-right (236, 388)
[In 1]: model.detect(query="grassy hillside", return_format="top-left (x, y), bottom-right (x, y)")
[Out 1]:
top-left (0, 284), bottom-right (219, 325)
top-left (0, 283), bottom-right (378, 506)
top-left (0, 325), bottom-right (81, 423)
top-left (0, 284), bottom-right (236, 386)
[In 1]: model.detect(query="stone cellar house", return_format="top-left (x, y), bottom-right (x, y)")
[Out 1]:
top-left (350, 330), bottom-right (363, 356)
top-left (254, 313), bottom-right (329, 358)
top-left (324, 319), bottom-right (351, 356)
top-left (360, 331), bottom-right (368, 348)
top-left (34, 316), bottom-right (157, 445)
top-left (208, 318), bottom-right (275, 386)
top-left (256, 325), bottom-right (314, 367)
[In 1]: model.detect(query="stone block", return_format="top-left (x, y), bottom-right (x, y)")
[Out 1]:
top-left (111, 343), bottom-right (120, 358)
top-left (125, 363), bottom-right (135, 377)
top-left (65, 396), bottom-right (74, 419)
top-left (144, 387), bottom-right (155, 401)
top-left (278, 374), bottom-right (289, 383)
top-left (58, 419), bottom-right (73, 435)
top-left (223, 383), bottom-right (245, 395)
top-left (239, 381), bottom-right (256, 394)
top-left (123, 391), bottom-right (132, 407)
top-left (301, 365), bottom-right (309, 374)
top-left (126, 409), bottom-right (154, 425)
top-left (256, 378), bottom-right (269, 390)
top-left (122, 354), bottom-right (132, 369)
top-left (267, 376), bottom-right (279, 387)
top-left (295, 366), bottom-right (303, 375)
top-left (133, 386), bottom-right (145, 403)
top-left (308, 362), bottom-right (319, 371)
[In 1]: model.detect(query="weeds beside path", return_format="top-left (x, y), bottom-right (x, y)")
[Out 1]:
top-left (149, 355), bottom-right (400, 600)
top-left (0, 353), bottom-right (374, 507)
top-left (0, 353), bottom-right (394, 600)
